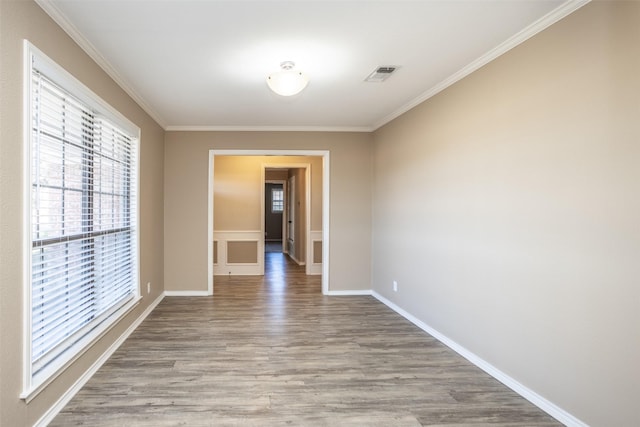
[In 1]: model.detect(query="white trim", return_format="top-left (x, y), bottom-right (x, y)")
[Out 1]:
top-left (288, 253), bottom-right (306, 266)
top-left (308, 230), bottom-right (323, 275)
top-left (22, 40), bottom-right (142, 399)
top-left (214, 229), bottom-right (265, 239)
top-left (34, 0), bottom-right (167, 128)
top-left (325, 290), bottom-right (373, 296)
top-left (37, 0), bottom-right (588, 133)
top-left (211, 149), bottom-right (329, 157)
top-left (262, 171), bottom-right (293, 271)
top-left (33, 292), bottom-right (165, 427)
top-left (213, 230), bottom-right (261, 240)
top-left (371, 0), bottom-right (591, 130)
top-left (261, 163), bottom-right (312, 274)
top-left (303, 166), bottom-right (312, 275)
top-left (288, 174), bottom-right (296, 258)
top-left (219, 266), bottom-right (263, 276)
top-left (213, 230), bottom-right (263, 276)
top-left (163, 290), bottom-right (210, 297)
top-left (166, 125), bottom-right (371, 133)
top-left (264, 178), bottom-right (288, 250)
top-left (207, 150), bottom-right (215, 295)
top-left (321, 154), bottom-right (330, 295)
top-left (371, 291), bottom-right (589, 427)
top-left (26, 41), bottom-right (139, 136)
top-left (21, 296), bottom-right (142, 401)
top-left (22, 39), bottom-right (35, 399)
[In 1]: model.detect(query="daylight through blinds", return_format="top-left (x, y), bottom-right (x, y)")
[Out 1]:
top-left (30, 68), bottom-right (138, 377)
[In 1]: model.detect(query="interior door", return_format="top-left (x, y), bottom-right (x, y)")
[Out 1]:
top-left (287, 175), bottom-right (296, 256)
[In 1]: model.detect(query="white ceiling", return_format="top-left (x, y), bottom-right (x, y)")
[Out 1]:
top-left (37, 0), bottom-right (586, 131)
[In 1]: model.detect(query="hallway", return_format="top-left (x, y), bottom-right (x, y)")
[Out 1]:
top-left (51, 254), bottom-right (559, 426)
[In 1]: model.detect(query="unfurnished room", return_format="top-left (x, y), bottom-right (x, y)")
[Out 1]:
top-left (0, 1), bottom-right (638, 426)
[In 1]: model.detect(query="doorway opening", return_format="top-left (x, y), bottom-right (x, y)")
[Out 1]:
top-left (264, 175), bottom-right (286, 254)
top-left (264, 183), bottom-right (284, 254)
top-left (263, 164), bottom-right (315, 272)
top-left (208, 150), bottom-right (330, 295)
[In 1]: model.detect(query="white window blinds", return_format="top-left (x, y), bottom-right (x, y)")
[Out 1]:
top-left (28, 56), bottom-right (139, 389)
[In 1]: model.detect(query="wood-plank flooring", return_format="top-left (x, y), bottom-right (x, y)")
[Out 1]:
top-left (51, 253), bottom-right (560, 426)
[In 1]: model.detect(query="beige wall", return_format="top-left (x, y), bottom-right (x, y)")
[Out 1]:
top-left (164, 132), bottom-right (373, 292)
top-left (226, 241), bottom-right (259, 264)
top-left (213, 156), bottom-right (322, 232)
top-left (265, 169), bottom-right (289, 181)
top-left (6, 1), bottom-right (634, 426)
top-left (372, 2), bottom-right (640, 425)
top-left (0, 1), bottom-right (165, 425)
top-left (213, 155), bottom-right (322, 265)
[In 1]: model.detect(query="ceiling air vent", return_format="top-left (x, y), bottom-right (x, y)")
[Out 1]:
top-left (364, 66), bottom-right (399, 82)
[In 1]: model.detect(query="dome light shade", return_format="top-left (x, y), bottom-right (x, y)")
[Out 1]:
top-left (267, 61), bottom-right (309, 96)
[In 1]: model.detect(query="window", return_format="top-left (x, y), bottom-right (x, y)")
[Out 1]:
top-left (272, 187), bottom-right (284, 213)
top-left (23, 43), bottom-right (140, 398)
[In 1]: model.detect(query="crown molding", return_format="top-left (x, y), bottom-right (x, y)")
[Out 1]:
top-left (165, 125), bottom-right (372, 133)
top-left (34, 0), bottom-right (168, 129)
top-left (371, 0), bottom-right (591, 131)
top-left (36, 0), bottom-right (589, 133)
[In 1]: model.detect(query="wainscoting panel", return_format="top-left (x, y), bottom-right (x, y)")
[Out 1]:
top-left (313, 241), bottom-right (322, 264)
top-left (308, 230), bottom-right (322, 275)
top-left (227, 241), bottom-right (258, 264)
top-left (213, 231), bottom-right (263, 275)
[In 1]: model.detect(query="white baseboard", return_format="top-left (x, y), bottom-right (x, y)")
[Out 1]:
top-left (164, 290), bottom-right (210, 296)
top-left (307, 266), bottom-right (322, 276)
top-left (34, 292), bottom-right (165, 427)
top-left (308, 231), bottom-right (323, 275)
top-left (215, 265), bottom-right (263, 276)
top-left (325, 289), bottom-right (373, 296)
top-left (288, 253), bottom-right (305, 266)
top-left (371, 291), bottom-right (588, 427)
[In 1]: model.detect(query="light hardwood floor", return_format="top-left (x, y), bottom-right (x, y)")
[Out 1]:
top-left (51, 253), bottom-right (560, 426)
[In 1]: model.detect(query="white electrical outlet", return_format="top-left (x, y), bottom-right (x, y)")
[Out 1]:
top-left (393, 280), bottom-right (398, 292)
top-left (147, 282), bottom-right (151, 294)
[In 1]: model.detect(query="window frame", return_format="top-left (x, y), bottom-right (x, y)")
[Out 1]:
top-left (271, 187), bottom-right (284, 213)
top-left (21, 41), bottom-right (142, 401)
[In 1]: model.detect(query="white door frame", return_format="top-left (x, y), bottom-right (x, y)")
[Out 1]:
top-left (263, 164), bottom-right (310, 270)
top-left (264, 178), bottom-right (287, 253)
top-left (208, 150), bottom-right (330, 295)
top-left (287, 175), bottom-right (294, 255)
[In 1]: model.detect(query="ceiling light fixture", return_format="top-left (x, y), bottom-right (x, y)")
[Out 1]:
top-left (267, 61), bottom-right (309, 96)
